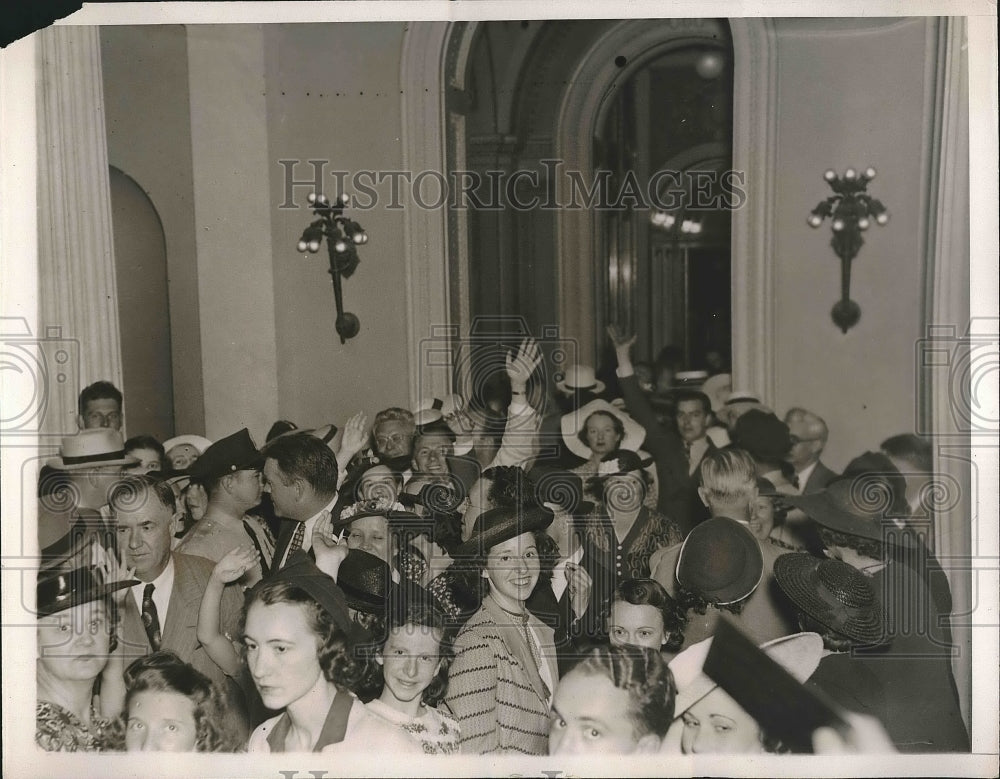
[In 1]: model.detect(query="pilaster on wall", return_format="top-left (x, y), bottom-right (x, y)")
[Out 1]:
top-left (186, 25), bottom-right (278, 442)
top-left (36, 25), bottom-right (122, 436)
top-left (920, 15), bottom-right (974, 739)
top-left (401, 22), bottom-right (454, 408)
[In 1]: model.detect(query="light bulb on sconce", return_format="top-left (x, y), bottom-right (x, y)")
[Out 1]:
top-left (807, 167), bottom-right (890, 333)
top-left (295, 192), bottom-right (368, 344)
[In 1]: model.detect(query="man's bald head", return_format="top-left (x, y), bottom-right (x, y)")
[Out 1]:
top-left (784, 407), bottom-right (828, 472)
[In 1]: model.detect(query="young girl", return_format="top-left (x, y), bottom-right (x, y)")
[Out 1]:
top-left (121, 651), bottom-right (242, 752)
top-left (608, 578), bottom-right (686, 659)
top-left (362, 602), bottom-right (461, 754)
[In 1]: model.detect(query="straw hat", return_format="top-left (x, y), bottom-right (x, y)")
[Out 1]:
top-left (670, 631), bottom-right (824, 716)
top-left (555, 364), bottom-right (606, 395)
top-left (773, 553), bottom-right (886, 645)
top-left (46, 429), bottom-right (139, 470)
top-left (560, 398), bottom-right (646, 460)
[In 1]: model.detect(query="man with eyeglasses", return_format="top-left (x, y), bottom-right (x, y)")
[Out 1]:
top-left (77, 380), bottom-right (124, 432)
top-left (783, 407), bottom-right (838, 494)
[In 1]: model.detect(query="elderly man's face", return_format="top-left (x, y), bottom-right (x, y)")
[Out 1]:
top-left (374, 420), bottom-right (413, 459)
top-left (786, 417), bottom-right (823, 471)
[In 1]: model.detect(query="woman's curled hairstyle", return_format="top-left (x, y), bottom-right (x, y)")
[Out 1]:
top-left (122, 651), bottom-right (241, 752)
top-left (614, 578), bottom-right (687, 653)
top-left (240, 579), bottom-right (362, 692)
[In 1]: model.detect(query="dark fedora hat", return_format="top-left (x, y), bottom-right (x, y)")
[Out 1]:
top-left (782, 477), bottom-right (915, 548)
top-left (675, 517), bottom-right (763, 605)
top-left (773, 553), bottom-right (886, 645)
top-left (399, 480), bottom-right (465, 516)
top-left (256, 551), bottom-right (360, 641)
top-left (37, 564), bottom-right (138, 617)
top-left (530, 469), bottom-right (595, 516)
top-left (336, 549), bottom-right (398, 616)
top-left (188, 428), bottom-right (262, 482)
top-left (840, 451), bottom-right (909, 517)
top-left (731, 409), bottom-right (792, 461)
top-left (455, 504), bottom-right (554, 558)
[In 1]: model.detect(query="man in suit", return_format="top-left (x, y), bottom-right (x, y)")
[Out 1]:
top-left (525, 470), bottom-right (609, 674)
top-left (108, 473), bottom-right (248, 732)
top-left (649, 447), bottom-right (799, 645)
top-left (261, 432), bottom-right (341, 570)
top-left (784, 407), bottom-right (838, 494)
top-left (607, 325), bottom-right (712, 535)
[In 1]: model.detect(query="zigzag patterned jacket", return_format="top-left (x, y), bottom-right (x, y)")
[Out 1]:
top-left (443, 595), bottom-right (558, 755)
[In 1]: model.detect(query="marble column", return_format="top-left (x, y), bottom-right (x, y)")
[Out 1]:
top-left (36, 25), bottom-right (122, 437)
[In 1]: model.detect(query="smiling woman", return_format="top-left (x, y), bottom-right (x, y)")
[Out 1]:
top-left (444, 505), bottom-right (559, 755)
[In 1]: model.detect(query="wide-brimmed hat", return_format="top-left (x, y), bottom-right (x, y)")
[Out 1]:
top-left (398, 480), bottom-right (465, 516)
top-left (731, 409), bottom-right (792, 461)
top-left (675, 517), bottom-right (764, 605)
top-left (37, 564), bottom-right (138, 617)
top-left (255, 551), bottom-right (359, 641)
top-left (773, 553), bottom-right (886, 645)
top-left (161, 434), bottom-right (213, 456)
top-left (555, 364), bottom-right (606, 396)
top-left (715, 391), bottom-right (772, 427)
top-left (701, 373), bottom-right (732, 412)
top-left (47, 429), bottom-right (139, 471)
top-left (592, 448), bottom-right (655, 479)
top-left (561, 398), bottom-right (645, 460)
top-left (840, 451), bottom-right (909, 517)
top-left (455, 504), bottom-right (554, 558)
top-left (530, 468), bottom-right (595, 516)
top-left (670, 631), bottom-right (824, 716)
top-left (782, 477), bottom-right (914, 547)
top-left (188, 428), bottom-right (261, 481)
top-left (336, 549), bottom-right (398, 616)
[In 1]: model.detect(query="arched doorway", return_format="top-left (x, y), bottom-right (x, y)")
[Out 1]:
top-left (435, 18), bottom-right (776, 398)
top-left (108, 166), bottom-right (175, 439)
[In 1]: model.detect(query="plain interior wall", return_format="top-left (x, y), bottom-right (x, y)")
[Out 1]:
top-left (100, 25), bottom-right (205, 437)
top-left (263, 23), bottom-right (411, 430)
top-left (101, 19), bottom-right (950, 465)
top-left (187, 25), bottom-right (280, 442)
top-left (771, 18), bottom-right (932, 470)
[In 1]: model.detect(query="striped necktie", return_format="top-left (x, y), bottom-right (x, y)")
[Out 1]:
top-left (140, 583), bottom-right (162, 651)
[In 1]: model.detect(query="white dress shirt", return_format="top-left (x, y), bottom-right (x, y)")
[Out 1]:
top-left (130, 554), bottom-right (176, 627)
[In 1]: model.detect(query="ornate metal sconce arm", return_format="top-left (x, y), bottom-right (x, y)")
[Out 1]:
top-left (807, 168), bottom-right (889, 333)
top-left (296, 192), bottom-right (369, 344)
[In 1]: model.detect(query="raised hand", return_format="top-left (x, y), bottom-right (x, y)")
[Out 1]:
top-left (211, 544), bottom-right (261, 585)
top-left (337, 411), bottom-right (369, 461)
top-left (565, 562), bottom-right (594, 621)
top-left (93, 544), bottom-right (136, 606)
top-left (505, 338), bottom-right (542, 390)
top-left (312, 512), bottom-right (349, 580)
top-left (606, 323), bottom-right (637, 352)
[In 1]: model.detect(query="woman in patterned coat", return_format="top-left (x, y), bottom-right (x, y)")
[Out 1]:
top-left (444, 505), bottom-right (559, 755)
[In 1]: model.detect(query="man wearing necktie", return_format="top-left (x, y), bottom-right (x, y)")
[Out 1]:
top-left (261, 433), bottom-right (341, 571)
top-left (109, 473), bottom-right (249, 737)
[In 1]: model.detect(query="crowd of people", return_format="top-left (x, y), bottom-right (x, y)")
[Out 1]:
top-left (33, 327), bottom-right (968, 757)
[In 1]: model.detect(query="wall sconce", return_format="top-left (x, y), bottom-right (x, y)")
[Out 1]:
top-left (296, 192), bottom-right (369, 344)
top-left (807, 167), bottom-right (889, 333)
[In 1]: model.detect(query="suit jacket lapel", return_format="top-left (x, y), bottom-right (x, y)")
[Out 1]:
top-left (161, 554), bottom-right (200, 651)
top-left (272, 520), bottom-right (296, 571)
